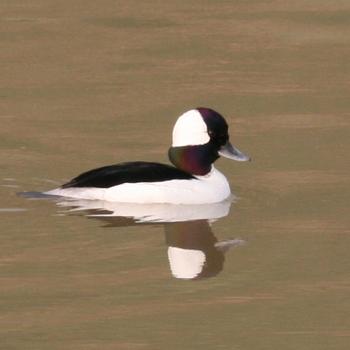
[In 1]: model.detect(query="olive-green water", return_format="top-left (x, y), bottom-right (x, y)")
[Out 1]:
top-left (1, 1), bottom-right (350, 349)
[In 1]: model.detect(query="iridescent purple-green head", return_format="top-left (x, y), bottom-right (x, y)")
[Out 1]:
top-left (168, 108), bottom-right (250, 176)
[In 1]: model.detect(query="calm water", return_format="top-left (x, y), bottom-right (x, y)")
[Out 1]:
top-left (1, 1), bottom-right (350, 349)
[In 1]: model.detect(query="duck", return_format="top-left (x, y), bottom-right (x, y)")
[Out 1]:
top-left (45, 107), bottom-right (250, 204)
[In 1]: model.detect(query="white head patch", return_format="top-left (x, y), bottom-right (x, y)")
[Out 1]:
top-left (172, 109), bottom-right (210, 147)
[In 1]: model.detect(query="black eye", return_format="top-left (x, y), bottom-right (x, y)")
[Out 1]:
top-left (208, 130), bottom-right (228, 146)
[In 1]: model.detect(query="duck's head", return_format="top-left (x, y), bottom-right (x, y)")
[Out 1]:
top-left (168, 108), bottom-right (250, 175)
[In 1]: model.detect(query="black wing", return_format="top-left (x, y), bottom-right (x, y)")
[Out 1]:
top-left (61, 161), bottom-right (195, 188)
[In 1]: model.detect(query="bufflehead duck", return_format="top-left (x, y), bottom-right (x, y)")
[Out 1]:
top-left (45, 108), bottom-right (250, 204)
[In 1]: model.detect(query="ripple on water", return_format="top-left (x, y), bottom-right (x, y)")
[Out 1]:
top-left (0, 208), bottom-right (28, 213)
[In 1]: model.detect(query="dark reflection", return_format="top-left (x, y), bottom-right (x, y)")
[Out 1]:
top-left (165, 220), bottom-right (244, 279)
top-left (21, 192), bottom-right (245, 280)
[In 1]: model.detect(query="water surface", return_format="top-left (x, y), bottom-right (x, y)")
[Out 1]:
top-left (1, 1), bottom-right (350, 349)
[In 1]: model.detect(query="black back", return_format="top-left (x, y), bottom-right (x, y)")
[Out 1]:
top-left (61, 161), bottom-right (195, 189)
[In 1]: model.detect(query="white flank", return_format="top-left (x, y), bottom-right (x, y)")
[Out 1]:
top-left (44, 167), bottom-right (231, 204)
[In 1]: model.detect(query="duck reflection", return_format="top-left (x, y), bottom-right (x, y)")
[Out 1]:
top-left (26, 193), bottom-right (245, 280)
top-left (165, 220), bottom-right (244, 279)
